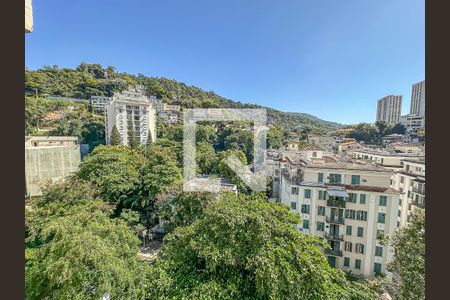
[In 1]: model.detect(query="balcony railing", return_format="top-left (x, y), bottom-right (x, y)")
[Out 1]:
top-left (324, 232), bottom-right (344, 241)
top-left (325, 248), bottom-right (343, 257)
top-left (326, 216), bottom-right (345, 225)
top-left (327, 199), bottom-right (346, 208)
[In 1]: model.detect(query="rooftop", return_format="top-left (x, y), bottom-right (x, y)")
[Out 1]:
top-left (299, 181), bottom-right (399, 194)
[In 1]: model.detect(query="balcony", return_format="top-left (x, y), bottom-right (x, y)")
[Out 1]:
top-left (326, 216), bottom-right (345, 225)
top-left (325, 232), bottom-right (344, 241)
top-left (327, 198), bottom-right (346, 208)
top-left (325, 248), bottom-right (343, 257)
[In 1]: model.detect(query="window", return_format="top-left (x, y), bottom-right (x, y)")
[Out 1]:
top-left (400, 176), bottom-right (404, 184)
top-left (375, 246), bottom-right (383, 257)
top-left (378, 213), bottom-right (386, 224)
top-left (317, 206), bottom-right (325, 216)
top-left (318, 190), bottom-right (326, 200)
top-left (374, 263), bottom-right (382, 274)
top-left (346, 225), bottom-right (352, 235)
top-left (329, 174), bottom-right (342, 184)
top-left (304, 189), bottom-right (311, 199)
top-left (356, 243), bottom-right (365, 254)
top-left (290, 202), bottom-right (297, 210)
top-left (291, 187), bottom-right (298, 195)
top-left (379, 196), bottom-right (387, 206)
top-left (351, 175), bottom-right (361, 185)
top-left (345, 209), bottom-right (356, 220)
top-left (355, 259), bottom-right (361, 269)
top-left (344, 257), bottom-right (350, 267)
top-left (349, 193), bottom-right (357, 203)
top-left (317, 221), bottom-right (325, 231)
top-left (344, 241), bottom-right (353, 252)
top-left (357, 227), bottom-right (364, 237)
top-left (360, 194), bottom-right (366, 204)
top-left (303, 220), bottom-right (310, 229)
top-left (318, 173), bottom-right (324, 183)
top-left (301, 205), bottom-right (310, 214)
top-left (356, 210), bottom-right (368, 221)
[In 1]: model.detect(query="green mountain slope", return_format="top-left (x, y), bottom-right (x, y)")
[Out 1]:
top-left (25, 63), bottom-right (342, 134)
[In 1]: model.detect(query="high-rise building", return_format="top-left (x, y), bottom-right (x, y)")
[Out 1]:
top-left (277, 149), bottom-right (400, 277)
top-left (105, 91), bottom-right (156, 146)
top-left (410, 80), bottom-right (425, 117)
top-left (376, 95), bottom-right (402, 124)
top-left (25, 0), bottom-right (33, 33)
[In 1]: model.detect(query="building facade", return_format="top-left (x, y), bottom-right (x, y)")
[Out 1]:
top-left (308, 135), bottom-right (334, 152)
top-left (90, 95), bottom-right (112, 114)
top-left (25, 136), bottom-right (81, 197)
top-left (376, 95), bottom-right (402, 124)
top-left (279, 152), bottom-right (399, 277)
top-left (105, 91), bottom-right (156, 146)
top-left (399, 114), bottom-right (425, 134)
top-left (410, 80), bottom-right (425, 118)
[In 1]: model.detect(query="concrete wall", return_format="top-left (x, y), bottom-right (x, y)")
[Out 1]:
top-left (25, 145), bottom-right (81, 196)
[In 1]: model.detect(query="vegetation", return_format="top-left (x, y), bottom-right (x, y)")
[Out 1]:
top-left (345, 121), bottom-right (406, 144)
top-left (385, 209), bottom-right (425, 300)
top-left (150, 193), bottom-right (376, 299)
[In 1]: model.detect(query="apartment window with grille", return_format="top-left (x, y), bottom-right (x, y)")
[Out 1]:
top-left (329, 174), bottom-right (342, 184)
top-left (301, 205), bottom-right (310, 214)
top-left (290, 202), bottom-right (297, 210)
top-left (345, 209), bottom-right (356, 220)
top-left (317, 206), bottom-right (325, 216)
top-left (346, 225), bottom-right (352, 235)
top-left (359, 194), bottom-right (366, 204)
top-left (349, 193), bottom-right (357, 203)
top-left (344, 241), bottom-right (353, 252)
top-left (344, 257), bottom-right (350, 267)
top-left (351, 175), bottom-right (361, 185)
top-left (304, 189), bottom-right (311, 199)
top-left (378, 213), bottom-right (386, 224)
top-left (357, 227), bottom-right (364, 237)
top-left (355, 259), bottom-right (361, 269)
top-left (291, 187), bottom-right (298, 195)
top-left (303, 220), bottom-right (310, 229)
top-left (375, 246), bottom-right (383, 257)
top-left (317, 221), bottom-right (325, 231)
top-left (356, 210), bottom-right (367, 221)
top-left (379, 195), bottom-right (387, 206)
top-left (356, 243), bottom-right (365, 254)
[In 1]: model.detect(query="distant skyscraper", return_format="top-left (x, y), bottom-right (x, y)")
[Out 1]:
top-left (376, 95), bottom-right (402, 124)
top-left (410, 80), bottom-right (425, 117)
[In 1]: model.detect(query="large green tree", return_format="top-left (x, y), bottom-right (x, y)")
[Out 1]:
top-left (25, 181), bottom-right (150, 299)
top-left (150, 193), bottom-right (375, 299)
top-left (110, 125), bottom-right (121, 146)
top-left (386, 208), bottom-right (425, 300)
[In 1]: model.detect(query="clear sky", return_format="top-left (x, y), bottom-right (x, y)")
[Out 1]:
top-left (25, 0), bottom-right (424, 124)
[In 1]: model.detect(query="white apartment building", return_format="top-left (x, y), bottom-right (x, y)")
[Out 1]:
top-left (353, 149), bottom-right (423, 171)
top-left (391, 158), bottom-right (425, 227)
top-left (376, 95), bottom-right (402, 124)
top-left (105, 91), bottom-right (156, 146)
top-left (410, 80), bottom-right (425, 118)
top-left (279, 150), bottom-right (399, 277)
top-left (90, 95), bottom-right (112, 114)
top-left (399, 113), bottom-right (425, 134)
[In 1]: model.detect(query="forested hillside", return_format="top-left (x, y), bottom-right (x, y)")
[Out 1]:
top-left (25, 63), bottom-right (342, 134)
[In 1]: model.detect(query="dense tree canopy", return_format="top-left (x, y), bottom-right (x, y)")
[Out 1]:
top-left (150, 193), bottom-right (376, 299)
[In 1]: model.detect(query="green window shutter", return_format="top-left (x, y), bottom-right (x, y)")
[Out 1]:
top-left (305, 189), bottom-right (311, 198)
top-left (355, 259), bottom-right (361, 269)
top-left (318, 173), bottom-right (324, 182)
top-left (290, 202), bottom-right (297, 210)
top-left (378, 213), bottom-right (386, 223)
top-left (351, 175), bottom-right (360, 185)
top-left (374, 263), bottom-right (382, 274)
top-left (379, 195), bottom-right (387, 206)
top-left (346, 225), bottom-right (352, 235)
top-left (357, 227), bottom-right (363, 237)
top-left (344, 257), bottom-right (350, 267)
top-left (375, 246), bottom-right (383, 257)
top-left (303, 219), bottom-right (309, 229)
top-left (360, 194), bottom-right (366, 204)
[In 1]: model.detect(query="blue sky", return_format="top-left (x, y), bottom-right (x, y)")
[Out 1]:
top-left (25, 0), bottom-right (424, 124)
